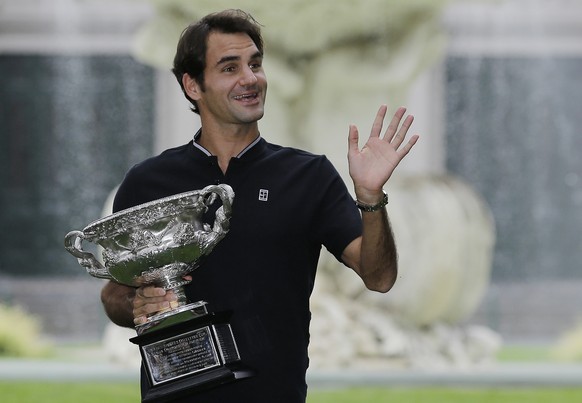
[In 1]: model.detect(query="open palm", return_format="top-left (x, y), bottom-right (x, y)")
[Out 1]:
top-left (348, 105), bottom-right (419, 201)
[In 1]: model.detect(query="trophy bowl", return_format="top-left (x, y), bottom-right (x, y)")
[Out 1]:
top-left (64, 184), bottom-right (235, 333)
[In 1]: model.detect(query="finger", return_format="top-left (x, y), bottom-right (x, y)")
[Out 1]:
top-left (347, 124), bottom-right (360, 156)
top-left (383, 107), bottom-right (407, 142)
top-left (391, 114), bottom-right (414, 148)
top-left (140, 286), bottom-right (167, 298)
top-left (370, 105), bottom-right (388, 138)
top-left (397, 134), bottom-right (420, 158)
top-left (133, 286), bottom-right (174, 313)
top-left (133, 299), bottom-right (173, 321)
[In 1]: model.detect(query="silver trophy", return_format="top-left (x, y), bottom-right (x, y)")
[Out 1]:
top-left (64, 184), bottom-right (252, 402)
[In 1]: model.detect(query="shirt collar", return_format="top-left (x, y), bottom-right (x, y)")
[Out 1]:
top-left (193, 129), bottom-right (262, 158)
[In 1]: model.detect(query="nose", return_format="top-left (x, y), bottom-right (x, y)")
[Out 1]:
top-left (239, 66), bottom-right (258, 86)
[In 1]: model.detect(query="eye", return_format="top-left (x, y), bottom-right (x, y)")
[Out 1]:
top-left (250, 61), bottom-right (262, 71)
top-left (222, 65), bottom-right (237, 73)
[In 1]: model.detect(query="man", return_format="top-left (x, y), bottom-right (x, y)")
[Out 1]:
top-left (101, 9), bottom-right (418, 403)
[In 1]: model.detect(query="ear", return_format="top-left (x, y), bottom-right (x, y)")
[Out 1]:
top-left (182, 73), bottom-right (202, 101)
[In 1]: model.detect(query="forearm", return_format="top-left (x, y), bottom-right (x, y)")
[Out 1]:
top-left (359, 206), bottom-right (398, 293)
top-left (100, 281), bottom-right (136, 329)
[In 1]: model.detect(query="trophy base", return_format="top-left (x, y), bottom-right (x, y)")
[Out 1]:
top-left (141, 363), bottom-right (254, 403)
top-left (130, 310), bottom-right (253, 403)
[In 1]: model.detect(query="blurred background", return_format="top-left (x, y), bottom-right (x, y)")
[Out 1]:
top-left (0, 0), bottom-right (581, 380)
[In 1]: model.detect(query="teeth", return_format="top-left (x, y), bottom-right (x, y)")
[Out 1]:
top-left (234, 94), bottom-right (256, 100)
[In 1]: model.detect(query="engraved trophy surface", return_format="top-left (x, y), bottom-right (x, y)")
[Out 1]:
top-left (64, 184), bottom-right (252, 402)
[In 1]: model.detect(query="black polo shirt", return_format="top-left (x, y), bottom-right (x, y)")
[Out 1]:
top-left (113, 134), bottom-right (362, 402)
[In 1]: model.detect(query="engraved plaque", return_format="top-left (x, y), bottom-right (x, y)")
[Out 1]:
top-left (143, 327), bottom-right (220, 385)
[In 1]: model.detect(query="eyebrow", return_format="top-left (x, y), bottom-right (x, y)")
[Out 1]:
top-left (215, 51), bottom-right (263, 67)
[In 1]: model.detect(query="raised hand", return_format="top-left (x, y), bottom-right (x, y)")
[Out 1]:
top-left (347, 105), bottom-right (419, 203)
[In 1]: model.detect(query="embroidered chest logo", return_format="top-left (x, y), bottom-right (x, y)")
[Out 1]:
top-left (258, 189), bottom-right (269, 202)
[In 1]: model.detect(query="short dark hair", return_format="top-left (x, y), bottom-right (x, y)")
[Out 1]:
top-left (172, 9), bottom-right (264, 114)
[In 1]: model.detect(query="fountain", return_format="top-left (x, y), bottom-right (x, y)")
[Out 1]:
top-left (0, 0), bottom-right (155, 340)
top-left (443, 0), bottom-right (582, 343)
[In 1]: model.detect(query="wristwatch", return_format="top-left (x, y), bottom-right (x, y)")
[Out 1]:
top-left (355, 191), bottom-right (389, 212)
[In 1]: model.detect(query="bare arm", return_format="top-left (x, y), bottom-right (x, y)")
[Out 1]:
top-left (342, 207), bottom-right (397, 292)
top-left (342, 105), bottom-right (418, 292)
top-left (101, 281), bottom-right (136, 328)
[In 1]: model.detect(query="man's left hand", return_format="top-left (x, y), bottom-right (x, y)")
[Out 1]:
top-left (347, 105), bottom-right (419, 203)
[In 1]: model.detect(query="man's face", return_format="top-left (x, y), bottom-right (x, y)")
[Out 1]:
top-left (193, 31), bottom-right (267, 126)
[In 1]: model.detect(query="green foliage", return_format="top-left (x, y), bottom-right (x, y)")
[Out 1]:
top-left (496, 344), bottom-right (551, 362)
top-left (0, 304), bottom-right (52, 357)
top-left (552, 322), bottom-right (582, 362)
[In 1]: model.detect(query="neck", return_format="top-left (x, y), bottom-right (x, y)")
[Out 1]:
top-left (197, 122), bottom-right (260, 173)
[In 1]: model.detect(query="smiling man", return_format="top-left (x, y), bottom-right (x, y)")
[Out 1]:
top-left (100, 9), bottom-right (418, 403)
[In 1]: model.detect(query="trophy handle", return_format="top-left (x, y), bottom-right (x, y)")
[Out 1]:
top-left (64, 230), bottom-right (112, 279)
top-left (198, 184), bottom-right (234, 253)
top-left (202, 184), bottom-right (234, 232)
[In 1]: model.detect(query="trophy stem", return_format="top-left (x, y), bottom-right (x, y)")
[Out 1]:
top-left (136, 300), bottom-right (209, 335)
top-left (171, 285), bottom-right (189, 307)
top-left (155, 262), bottom-right (194, 309)
top-left (134, 263), bottom-right (206, 335)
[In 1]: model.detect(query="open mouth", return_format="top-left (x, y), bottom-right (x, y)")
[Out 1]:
top-left (233, 93), bottom-right (258, 101)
